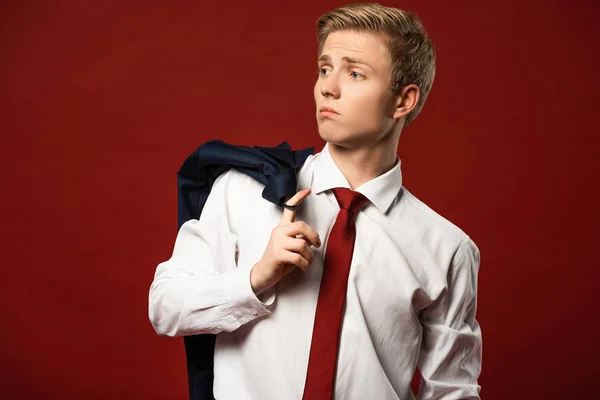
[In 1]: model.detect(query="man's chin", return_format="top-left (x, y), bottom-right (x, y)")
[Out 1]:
top-left (317, 129), bottom-right (363, 148)
top-left (317, 128), bottom-right (343, 144)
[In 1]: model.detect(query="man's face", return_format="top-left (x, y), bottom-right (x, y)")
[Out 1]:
top-left (314, 30), bottom-right (398, 147)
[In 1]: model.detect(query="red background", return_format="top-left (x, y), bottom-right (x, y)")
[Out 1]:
top-left (2, 0), bottom-right (598, 398)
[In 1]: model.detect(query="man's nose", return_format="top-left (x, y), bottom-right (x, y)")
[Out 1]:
top-left (320, 72), bottom-right (340, 99)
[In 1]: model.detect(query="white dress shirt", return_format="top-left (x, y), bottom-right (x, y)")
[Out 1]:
top-left (149, 143), bottom-right (482, 400)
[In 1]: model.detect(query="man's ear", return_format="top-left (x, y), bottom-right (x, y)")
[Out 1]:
top-left (393, 84), bottom-right (420, 120)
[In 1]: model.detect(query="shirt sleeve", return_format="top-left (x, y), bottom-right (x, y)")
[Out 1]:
top-left (148, 170), bottom-right (273, 337)
top-left (416, 237), bottom-right (482, 400)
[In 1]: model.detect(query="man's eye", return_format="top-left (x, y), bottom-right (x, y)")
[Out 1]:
top-left (350, 71), bottom-right (364, 79)
top-left (320, 68), bottom-right (330, 75)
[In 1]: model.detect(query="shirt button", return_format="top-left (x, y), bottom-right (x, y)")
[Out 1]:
top-left (251, 310), bottom-right (258, 316)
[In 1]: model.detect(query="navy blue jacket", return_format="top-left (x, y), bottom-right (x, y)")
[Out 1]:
top-left (176, 140), bottom-right (314, 400)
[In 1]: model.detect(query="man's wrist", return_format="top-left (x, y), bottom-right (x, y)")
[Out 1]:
top-left (250, 263), bottom-right (267, 295)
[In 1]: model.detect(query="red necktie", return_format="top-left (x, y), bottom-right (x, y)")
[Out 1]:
top-left (303, 188), bottom-right (370, 399)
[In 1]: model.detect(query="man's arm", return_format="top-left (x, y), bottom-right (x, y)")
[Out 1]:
top-left (148, 170), bottom-right (320, 337)
top-left (416, 238), bottom-right (482, 400)
top-left (148, 171), bottom-right (271, 337)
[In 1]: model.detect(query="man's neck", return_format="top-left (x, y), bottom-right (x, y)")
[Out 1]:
top-left (327, 139), bottom-right (399, 190)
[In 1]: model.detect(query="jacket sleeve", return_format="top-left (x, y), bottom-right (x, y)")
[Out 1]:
top-left (148, 170), bottom-right (272, 337)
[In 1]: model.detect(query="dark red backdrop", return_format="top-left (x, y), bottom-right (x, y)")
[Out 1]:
top-left (2, 0), bottom-right (598, 398)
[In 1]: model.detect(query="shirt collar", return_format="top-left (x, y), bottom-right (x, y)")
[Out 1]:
top-left (312, 143), bottom-right (403, 214)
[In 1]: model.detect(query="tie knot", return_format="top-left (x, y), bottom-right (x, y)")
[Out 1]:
top-left (331, 188), bottom-right (369, 213)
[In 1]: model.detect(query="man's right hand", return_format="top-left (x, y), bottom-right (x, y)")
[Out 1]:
top-left (250, 188), bottom-right (321, 295)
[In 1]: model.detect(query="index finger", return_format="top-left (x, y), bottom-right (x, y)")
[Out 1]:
top-left (279, 188), bottom-right (311, 225)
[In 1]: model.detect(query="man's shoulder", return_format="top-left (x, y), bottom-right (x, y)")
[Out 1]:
top-left (213, 168), bottom-right (265, 194)
top-left (399, 187), bottom-right (476, 246)
top-left (397, 187), bottom-right (480, 271)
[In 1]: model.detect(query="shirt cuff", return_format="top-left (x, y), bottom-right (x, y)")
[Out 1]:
top-left (223, 266), bottom-right (273, 329)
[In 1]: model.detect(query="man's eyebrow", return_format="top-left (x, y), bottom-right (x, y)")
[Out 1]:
top-left (318, 54), bottom-right (373, 69)
top-left (342, 56), bottom-right (373, 69)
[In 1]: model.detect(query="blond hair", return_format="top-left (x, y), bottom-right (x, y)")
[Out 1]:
top-left (316, 3), bottom-right (436, 126)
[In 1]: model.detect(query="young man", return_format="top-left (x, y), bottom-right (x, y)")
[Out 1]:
top-left (149, 3), bottom-right (482, 399)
